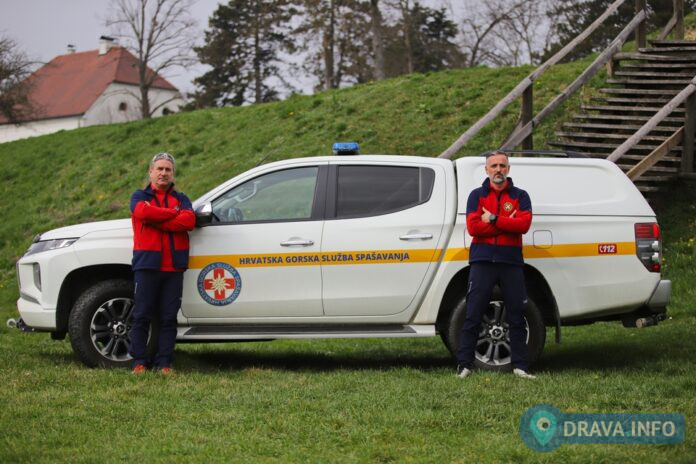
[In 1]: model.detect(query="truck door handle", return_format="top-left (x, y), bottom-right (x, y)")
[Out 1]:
top-left (399, 233), bottom-right (433, 241)
top-left (280, 239), bottom-right (315, 247)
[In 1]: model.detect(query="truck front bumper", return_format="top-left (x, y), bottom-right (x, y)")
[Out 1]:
top-left (17, 297), bottom-right (56, 330)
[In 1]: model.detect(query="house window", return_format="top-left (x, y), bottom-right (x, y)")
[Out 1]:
top-left (118, 102), bottom-right (127, 111)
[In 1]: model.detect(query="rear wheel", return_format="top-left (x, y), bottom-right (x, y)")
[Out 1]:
top-left (443, 288), bottom-right (545, 371)
top-left (68, 279), bottom-right (156, 368)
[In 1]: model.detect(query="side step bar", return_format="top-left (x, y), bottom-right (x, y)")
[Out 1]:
top-left (177, 324), bottom-right (436, 341)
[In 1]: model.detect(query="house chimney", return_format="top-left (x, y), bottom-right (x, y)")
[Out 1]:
top-left (98, 36), bottom-right (116, 55)
top-left (67, 44), bottom-right (76, 54)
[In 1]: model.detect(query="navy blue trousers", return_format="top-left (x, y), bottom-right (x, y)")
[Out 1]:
top-left (455, 262), bottom-right (529, 371)
top-left (129, 270), bottom-right (183, 368)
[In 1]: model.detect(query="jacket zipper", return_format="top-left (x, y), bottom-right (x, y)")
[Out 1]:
top-left (492, 190), bottom-right (502, 262)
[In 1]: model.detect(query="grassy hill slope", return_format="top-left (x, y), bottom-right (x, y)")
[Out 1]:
top-left (0, 57), bottom-right (603, 275)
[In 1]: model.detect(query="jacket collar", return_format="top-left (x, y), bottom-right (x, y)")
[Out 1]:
top-left (144, 182), bottom-right (175, 197)
top-left (481, 177), bottom-right (514, 194)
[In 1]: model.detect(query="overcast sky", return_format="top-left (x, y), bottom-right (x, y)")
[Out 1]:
top-left (2, 0), bottom-right (458, 97)
top-left (0, 0), bottom-right (221, 94)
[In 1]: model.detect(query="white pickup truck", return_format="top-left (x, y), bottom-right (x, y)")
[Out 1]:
top-left (13, 150), bottom-right (671, 369)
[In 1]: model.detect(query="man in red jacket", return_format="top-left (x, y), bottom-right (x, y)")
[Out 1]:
top-left (128, 152), bottom-right (195, 374)
top-left (456, 151), bottom-right (536, 379)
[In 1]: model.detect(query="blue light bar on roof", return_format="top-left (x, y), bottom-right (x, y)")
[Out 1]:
top-left (332, 142), bottom-right (360, 156)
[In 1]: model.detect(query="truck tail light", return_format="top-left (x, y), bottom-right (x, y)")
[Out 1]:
top-left (635, 223), bottom-right (661, 272)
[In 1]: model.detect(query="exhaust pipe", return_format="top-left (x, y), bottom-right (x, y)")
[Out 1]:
top-left (635, 317), bottom-right (657, 328)
top-left (6, 318), bottom-right (36, 332)
top-left (622, 312), bottom-right (666, 329)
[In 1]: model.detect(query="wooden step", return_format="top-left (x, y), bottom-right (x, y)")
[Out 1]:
top-left (599, 88), bottom-right (681, 95)
top-left (590, 97), bottom-right (675, 105)
top-left (629, 174), bottom-right (673, 182)
top-left (614, 71), bottom-right (696, 78)
top-left (638, 46), bottom-right (696, 53)
top-left (552, 150), bottom-right (681, 163)
top-left (555, 131), bottom-right (670, 142)
top-left (562, 122), bottom-right (681, 133)
top-left (606, 78), bottom-right (692, 85)
top-left (548, 140), bottom-right (681, 153)
top-left (613, 52), bottom-right (696, 62)
top-left (637, 185), bottom-right (663, 192)
top-left (619, 62), bottom-right (696, 69)
top-left (581, 104), bottom-right (684, 114)
top-left (649, 40), bottom-right (696, 47)
top-left (617, 164), bottom-right (679, 173)
top-left (572, 113), bottom-right (684, 124)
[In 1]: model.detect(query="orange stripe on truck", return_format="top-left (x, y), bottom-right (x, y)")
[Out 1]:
top-left (188, 242), bottom-right (636, 269)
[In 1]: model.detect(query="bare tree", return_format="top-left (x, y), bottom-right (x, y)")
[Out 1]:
top-left (295, 0), bottom-right (373, 90)
top-left (458, 0), bottom-right (555, 67)
top-left (106, 0), bottom-right (197, 118)
top-left (489, 0), bottom-right (556, 66)
top-left (0, 35), bottom-right (39, 123)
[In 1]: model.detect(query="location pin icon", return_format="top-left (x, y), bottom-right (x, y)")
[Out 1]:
top-left (530, 410), bottom-right (557, 446)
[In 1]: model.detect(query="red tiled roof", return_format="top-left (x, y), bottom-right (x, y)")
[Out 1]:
top-left (1, 46), bottom-right (178, 123)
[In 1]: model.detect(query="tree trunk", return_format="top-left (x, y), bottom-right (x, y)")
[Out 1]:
top-left (323, 0), bottom-right (335, 89)
top-left (399, 1), bottom-right (413, 74)
top-left (254, 2), bottom-right (262, 104)
top-left (370, 0), bottom-right (385, 80)
top-left (140, 84), bottom-right (151, 118)
top-left (138, 59), bottom-right (151, 119)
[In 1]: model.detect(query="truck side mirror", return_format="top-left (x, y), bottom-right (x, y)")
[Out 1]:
top-left (194, 202), bottom-right (213, 227)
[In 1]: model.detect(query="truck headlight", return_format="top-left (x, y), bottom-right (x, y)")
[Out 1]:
top-left (24, 238), bottom-right (78, 257)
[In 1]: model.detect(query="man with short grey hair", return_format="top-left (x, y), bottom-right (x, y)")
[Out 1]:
top-left (128, 152), bottom-right (195, 374)
top-left (456, 151), bottom-right (535, 379)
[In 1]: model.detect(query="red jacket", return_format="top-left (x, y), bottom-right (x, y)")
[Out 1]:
top-left (130, 183), bottom-right (195, 271)
top-left (466, 177), bottom-right (532, 266)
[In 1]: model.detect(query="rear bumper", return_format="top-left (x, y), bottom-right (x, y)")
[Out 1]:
top-left (647, 279), bottom-right (671, 311)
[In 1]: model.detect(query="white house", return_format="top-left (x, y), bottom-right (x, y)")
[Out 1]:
top-left (0, 37), bottom-right (185, 143)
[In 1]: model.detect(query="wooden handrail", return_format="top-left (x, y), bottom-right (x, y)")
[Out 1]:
top-left (607, 76), bottom-right (696, 163)
top-left (658, 0), bottom-right (685, 40)
top-left (658, 15), bottom-right (678, 40)
top-left (438, 0), bottom-right (629, 159)
top-left (501, 11), bottom-right (646, 150)
top-left (626, 128), bottom-right (684, 180)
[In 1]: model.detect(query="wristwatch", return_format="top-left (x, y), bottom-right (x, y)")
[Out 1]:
top-left (489, 213), bottom-right (498, 225)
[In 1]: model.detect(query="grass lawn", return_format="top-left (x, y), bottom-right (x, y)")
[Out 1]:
top-left (0, 179), bottom-right (695, 462)
top-left (1, 321), bottom-right (695, 462)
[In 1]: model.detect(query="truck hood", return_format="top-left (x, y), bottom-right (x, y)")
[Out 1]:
top-left (39, 219), bottom-right (132, 241)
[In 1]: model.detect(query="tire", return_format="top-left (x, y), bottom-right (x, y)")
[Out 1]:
top-left (442, 287), bottom-right (545, 372)
top-left (68, 279), bottom-right (157, 368)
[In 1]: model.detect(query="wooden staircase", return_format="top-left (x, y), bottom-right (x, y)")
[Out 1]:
top-left (549, 40), bottom-right (696, 195)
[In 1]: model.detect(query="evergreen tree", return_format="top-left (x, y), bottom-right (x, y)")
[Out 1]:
top-left (191, 0), bottom-right (294, 107)
top-left (294, 0), bottom-right (373, 90)
top-left (384, 2), bottom-right (465, 76)
top-left (411, 4), bottom-right (465, 72)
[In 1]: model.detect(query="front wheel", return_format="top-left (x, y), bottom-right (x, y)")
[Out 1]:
top-left (68, 279), bottom-right (156, 368)
top-left (442, 288), bottom-right (546, 371)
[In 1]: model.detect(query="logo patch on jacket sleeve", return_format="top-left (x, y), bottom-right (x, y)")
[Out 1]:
top-left (197, 262), bottom-right (242, 306)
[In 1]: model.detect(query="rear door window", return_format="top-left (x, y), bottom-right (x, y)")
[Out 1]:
top-left (334, 165), bottom-right (435, 218)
